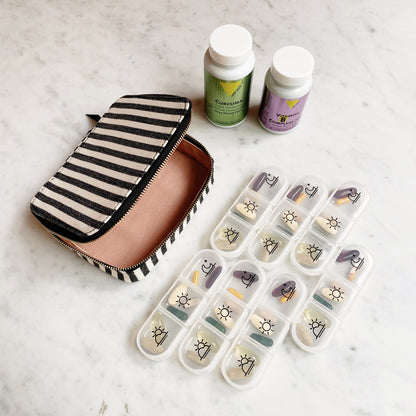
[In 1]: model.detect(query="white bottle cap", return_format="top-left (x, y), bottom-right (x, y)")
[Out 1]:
top-left (270, 46), bottom-right (314, 87)
top-left (208, 24), bottom-right (253, 66)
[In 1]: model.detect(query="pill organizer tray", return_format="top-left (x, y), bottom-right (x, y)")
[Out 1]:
top-left (221, 243), bottom-right (373, 389)
top-left (291, 244), bottom-right (374, 352)
top-left (248, 176), bottom-right (328, 269)
top-left (178, 260), bottom-right (265, 374)
top-left (210, 166), bottom-right (289, 258)
top-left (181, 170), bottom-right (327, 375)
top-left (136, 249), bottom-right (227, 361)
top-left (137, 174), bottom-right (373, 390)
top-left (221, 273), bottom-right (307, 390)
top-left (178, 174), bottom-right (345, 378)
top-left (291, 182), bottom-right (369, 276)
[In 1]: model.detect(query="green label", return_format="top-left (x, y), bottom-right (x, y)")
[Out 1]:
top-left (204, 69), bottom-right (252, 127)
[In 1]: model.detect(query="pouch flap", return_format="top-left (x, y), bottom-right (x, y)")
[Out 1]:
top-left (31, 94), bottom-right (191, 243)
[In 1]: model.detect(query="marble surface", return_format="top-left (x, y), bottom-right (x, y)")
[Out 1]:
top-left (1, 0), bottom-right (415, 414)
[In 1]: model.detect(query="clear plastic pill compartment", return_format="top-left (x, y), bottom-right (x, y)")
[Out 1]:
top-left (178, 260), bottom-right (265, 374)
top-left (210, 167), bottom-right (288, 258)
top-left (248, 176), bottom-right (328, 269)
top-left (291, 182), bottom-right (369, 276)
top-left (291, 244), bottom-right (374, 352)
top-left (136, 250), bottom-right (227, 361)
top-left (221, 274), bottom-right (307, 390)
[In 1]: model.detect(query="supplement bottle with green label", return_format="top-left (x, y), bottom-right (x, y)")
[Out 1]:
top-left (204, 24), bottom-right (255, 128)
top-left (258, 46), bottom-right (314, 134)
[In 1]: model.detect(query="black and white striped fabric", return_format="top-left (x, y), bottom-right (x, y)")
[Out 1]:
top-left (72, 174), bottom-right (214, 282)
top-left (31, 95), bottom-right (190, 240)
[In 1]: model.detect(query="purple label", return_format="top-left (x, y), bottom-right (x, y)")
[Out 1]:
top-left (259, 87), bottom-right (309, 132)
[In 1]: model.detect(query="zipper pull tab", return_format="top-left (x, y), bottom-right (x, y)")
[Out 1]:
top-left (86, 114), bottom-right (101, 123)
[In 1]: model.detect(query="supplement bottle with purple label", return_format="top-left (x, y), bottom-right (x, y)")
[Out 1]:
top-left (258, 46), bottom-right (314, 134)
top-left (204, 24), bottom-right (255, 128)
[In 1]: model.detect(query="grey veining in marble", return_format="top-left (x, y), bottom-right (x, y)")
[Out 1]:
top-left (1, 0), bottom-right (415, 415)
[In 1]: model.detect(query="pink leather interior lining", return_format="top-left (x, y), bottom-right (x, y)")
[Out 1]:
top-left (63, 138), bottom-right (211, 268)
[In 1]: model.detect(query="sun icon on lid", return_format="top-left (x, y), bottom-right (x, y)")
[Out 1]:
top-left (327, 285), bottom-right (345, 302)
top-left (243, 200), bottom-right (258, 214)
top-left (309, 319), bottom-right (326, 339)
top-left (216, 305), bottom-right (232, 321)
top-left (223, 227), bottom-right (239, 244)
top-left (258, 318), bottom-right (274, 336)
top-left (238, 354), bottom-right (256, 377)
top-left (306, 244), bottom-right (322, 262)
top-left (194, 339), bottom-right (211, 360)
top-left (282, 210), bottom-right (297, 224)
top-left (262, 236), bottom-right (278, 255)
top-left (327, 216), bottom-right (341, 230)
top-left (151, 326), bottom-right (168, 347)
top-left (176, 292), bottom-right (191, 308)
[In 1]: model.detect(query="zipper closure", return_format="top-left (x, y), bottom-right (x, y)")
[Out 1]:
top-left (53, 132), bottom-right (215, 274)
top-left (97, 109), bottom-right (193, 239)
top-left (102, 111), bottom-right (192, 238)
top-left (33, 98), bottom-right (192, 243)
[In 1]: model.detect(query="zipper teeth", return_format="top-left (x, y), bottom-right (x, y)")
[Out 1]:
top-left (57, 113), bottom-right (215, 273)
top-left (115, 114), bottom-right (191, 232)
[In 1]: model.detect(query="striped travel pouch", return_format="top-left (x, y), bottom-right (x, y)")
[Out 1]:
top-left (30, 94), bottom-right (214, 282)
